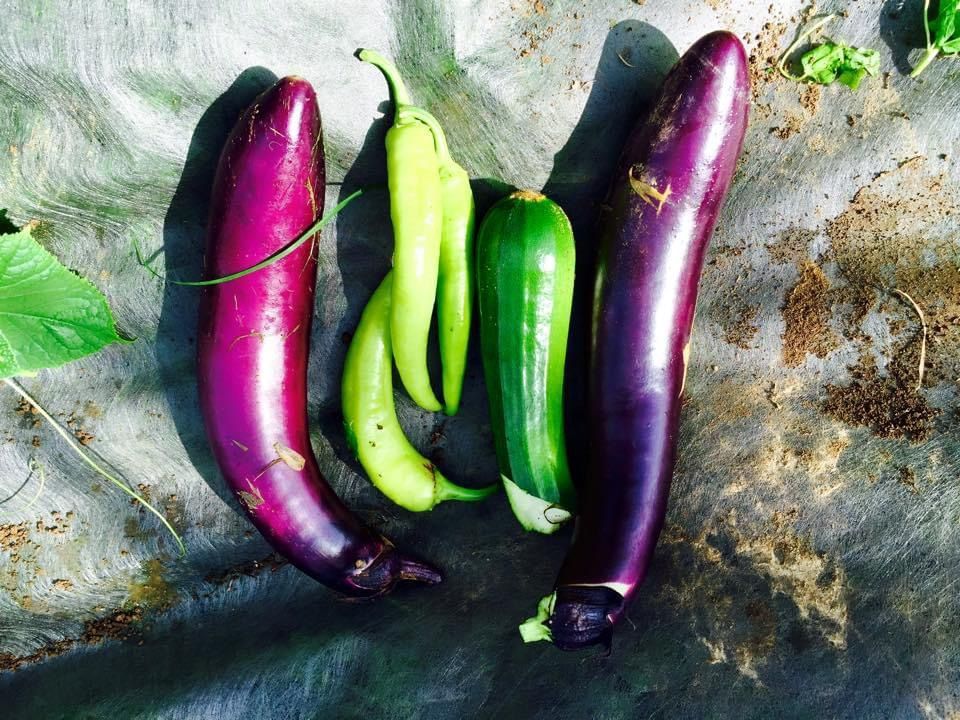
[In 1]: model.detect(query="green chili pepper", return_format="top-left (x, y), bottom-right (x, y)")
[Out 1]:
top-left (342, 272), bottom-right (497, 512)
top-left (358, 49), bottom-right (443, 412)
top-left (399, 107), bottom-right (475, 416)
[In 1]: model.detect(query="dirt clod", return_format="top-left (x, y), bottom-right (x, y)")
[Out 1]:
top-left (0, 606), bottom-right (143, 673)
top-left (822, 341), bottom-right (937, 442)
top-left (782, 263), bottom-right (838, 366)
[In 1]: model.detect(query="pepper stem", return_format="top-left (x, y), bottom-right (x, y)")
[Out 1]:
top-left (398, 107), bottom-right (451, 162)
top-left (356, 49), bottom-right (413, 116)
top-left (434, 475), bottom-right (498, 504)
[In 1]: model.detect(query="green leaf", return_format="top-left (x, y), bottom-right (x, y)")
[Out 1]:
top-left (942, 36), bottom-right (960, 54)
top-left (796, 41), bottom-right (879, 89)
top-left (847, 47), bottom-right (880, 74)
top-left (933, 0), bottom-right (959, 47)
top-left (800, 43), bottom-right (845, 83)
top-left (838, 67), bottom-right (868, 90)
top-left (0, 226), bottom-right (128, 379)
top-left (914, 0), bottom-right (960, 75)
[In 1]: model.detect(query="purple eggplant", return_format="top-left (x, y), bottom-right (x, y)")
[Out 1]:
top-left (522, 31), bottom-right (749, 649)
top-left (197, 76), bottom-right (440, 597)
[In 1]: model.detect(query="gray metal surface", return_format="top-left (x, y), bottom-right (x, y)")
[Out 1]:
top-left (1, 0), bottom-right (959, 717)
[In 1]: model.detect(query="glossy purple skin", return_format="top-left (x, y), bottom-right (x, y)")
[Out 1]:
top-left (198, 77), bottom-right (440, 597)
top-left (550, 32), bottom-right (750, 648)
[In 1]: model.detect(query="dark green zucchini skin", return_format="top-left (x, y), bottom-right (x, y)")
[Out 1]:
top-left (476, 190), bottom-right (576, 533)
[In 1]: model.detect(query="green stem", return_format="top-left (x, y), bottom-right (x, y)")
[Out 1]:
top-left (777, 13), bottom-right (837, 81)
top-left (357, 48), bottom-right (413, 118)
top-left (922, 0), bottom-right (932, 50)
top-left (434, 476), bottom-right (498, 504)
top-left (135, 188), bottom-right (364, 287)
top-left (398, 107), bottom-right (452, 163)
top-left (910, 46), bottom-right (940, 77)
top-left (3, 377), bottom-right (186, 556)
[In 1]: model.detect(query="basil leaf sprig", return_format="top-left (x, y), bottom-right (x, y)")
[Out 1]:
top-left (778, 14), bottom-right (881, 90)
top-left (911, 0), bottom-right (960, 77)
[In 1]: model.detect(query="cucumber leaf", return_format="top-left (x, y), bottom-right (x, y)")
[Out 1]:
top-left (0, 226), bottom-right (128, 379)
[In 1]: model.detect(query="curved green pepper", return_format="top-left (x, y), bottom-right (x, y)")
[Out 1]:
top-left (342, 272), bottom-right (496, 512)
top-left (399, 107), bottom-right (475, 416)
top-left (358, 49), bottom-right (443, 412)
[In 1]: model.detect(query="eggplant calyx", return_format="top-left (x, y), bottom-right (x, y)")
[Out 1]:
top-left (502, 476), bottom-right (571, 534)
top-left (347, 543), bottom-right (442, 596)
top-left (548, 585), bottom-right (622, 652)
top-left (519, 592), bottom-right (556, 643)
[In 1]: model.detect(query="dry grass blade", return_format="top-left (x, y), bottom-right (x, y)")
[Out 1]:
top-left (892, 288), bottom-right (928, 391)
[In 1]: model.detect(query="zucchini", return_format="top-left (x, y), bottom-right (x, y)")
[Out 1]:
top-left (476, 190), bottom-right (576, 533)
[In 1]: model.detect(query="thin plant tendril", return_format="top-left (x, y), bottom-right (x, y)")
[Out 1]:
top-left (777, 14), bottom-right (838, 81)
top-left (3, 378), bottom-right (185, 555)
top-left (25, 458), bottom-right (46, 511)
top-left (134, 188), bottom-right (365, 287)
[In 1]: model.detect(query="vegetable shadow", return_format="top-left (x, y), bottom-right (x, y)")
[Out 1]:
top-left (156, 67), bottom-right (279, 517)
top-left (318, 105), bottom-right (394, 473)
top-left (880, 0), bottom-right (926, 76)
top-left (541, 21), bottom-right (678, 480)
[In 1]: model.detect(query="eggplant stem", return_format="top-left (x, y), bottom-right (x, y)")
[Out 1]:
top-left (356, 48), bottom-right (414, 115)
top-left (3, 378), bottom-right (185, 555)
top-left (398, 557), bottom-right (443, 585)
top-left (892, 288), bottom-right (928, 391)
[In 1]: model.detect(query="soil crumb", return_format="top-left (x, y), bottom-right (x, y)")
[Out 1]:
top-left (822, 341), bottom-right (937, 441)
top-left (771, 112), bottom-right (804, 140)
top-left (0, 607), bottom-right (144, 672)
top-left (898, 466), bottom-right (919, 493)
top-left (720, 303), bottom-right (761, 349)
top-left (826, 157), bottom-right (960, 384)
top-left (782, 263), bottom-right (839, 366)
top-left (204, 554), bottom-right (287, 586)
top-left (799, 84), bottom-right (821, 115)
top-left (0, 523), bottom-right (30, 554)
top-left (747, 22), bottom-right (788, 100)
top-left (768, 226), bottom-right (818, 265)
